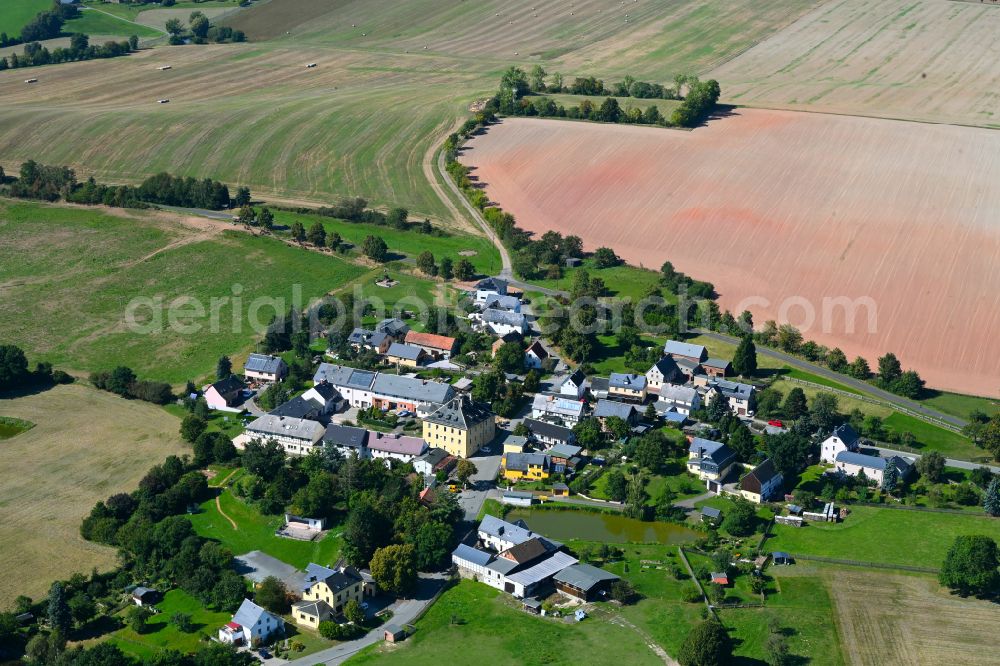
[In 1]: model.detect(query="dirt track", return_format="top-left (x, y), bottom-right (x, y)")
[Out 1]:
top-left (461, 114), bottom-right (1000, 396)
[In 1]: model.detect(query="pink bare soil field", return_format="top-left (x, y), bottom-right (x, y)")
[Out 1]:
top-left (460, 113), bottom-right (1000, 396)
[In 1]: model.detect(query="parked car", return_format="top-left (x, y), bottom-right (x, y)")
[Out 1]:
top-left (767, 419), bottom-right (784, 428)
top-left (396, 409), bottom-right (412, 417)
top-left (257, 648), bottom-right (271, 659)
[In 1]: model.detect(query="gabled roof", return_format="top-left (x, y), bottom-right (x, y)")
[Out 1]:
top-left (369, 330), bottom-right (390, 348)
top-left (210, 375), bottom-right (246, 396)
top-left (246, 414), bottom-right (325, 442)
top-left (371, 373), bottom-right (454, 404)
top-left (414, 447), bottom-right (451, 467)
top-left (478, 515), bottom-right (536, 546)
top-left (609, 373), bottom-right (647, 390)
top-left (711, 379), bottom-right (754, 400)
top-left (702, 358), bottom-right (731, 370)
top-left (475, 277), bottom-right (508, 293)
top-left (482, 308), bottom-right (527, 327)
top-left (566, 369), bottom-right (587, 387)
top-left (828, 423), bottom-right (860, 447)
top-left (269, 395), bottom-right (325, 420)
top-left (387, 342), bottom-right (424, 361)
top-left (532, 393), bottom-right (585, 417)
top-left (657, 384), bottom-right (698, 403)
top-left (507, 550), bottom-right (578, 587)
top-left (483, 294), bottom-right (521, 311)
top-left (232, 598), bottom-right (278, 629)
top-left (504, 452), bottom-right (549, 472)
top-left (376, 318), bottom-right (410, 337)
top-left (306, 382), bottom-right (340, 400)
top-left (322, 423), bottom-right (368, 450)
top-left (245, 354), bottom-right (286, 374)
top-left (548, 442), bottom-right (583, 459)
top-left (740, 458), bottom-right (781, 493)
top-left (663, 340), bottom-right (707, 360)
top-left (523, 418), bottom-right (575, 442)
top-left (368, 432), bottom-right (427, 456)
top-left (648, 356), bottom-right (680, 378)
top-left (525, 340), bottom-right (549, 359)
top-left (502, 537), bottom-right (552, 564)
top-left (701, 506), bottom-right (722, 519)
top-left (688, 437), bottom-right (735, 464)
top-left (589, 377), bottom-right (609, 393)
top-left (291, 599), bottom-right (333, 620)
top-left (348, 327), bottom-right (374, 345)
top-left (593, 399), bottom-right (636, 420)
top-left (302, 563), bottom-right (363, 593)
top-left (553, 562), bottom-right (619, 591)
top-left (313, 363), bottom-right (377, 390)
top-left (404, 330), bottom-right (457, 352)
top-left (424, 395), bottom-right (493, 429)
top-left (453, 543), bottom-right (493, 567)
top-left (835, 450), bottom-right (887, 470)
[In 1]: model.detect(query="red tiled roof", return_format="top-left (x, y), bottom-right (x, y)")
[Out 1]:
top-left (405, 331), bottom-right (457, 351)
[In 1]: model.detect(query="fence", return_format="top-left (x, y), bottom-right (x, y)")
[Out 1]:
top-left (788, 553), bottom-right (938, 574)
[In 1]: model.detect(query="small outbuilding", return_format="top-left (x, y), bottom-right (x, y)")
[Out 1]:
top-left (772, 551), bottom-right (793, 566)
top-left (700, 506), bottom-right (722, 524)
top-left (522, 597), bottom-right (542, 614)
top-left (131, 587), bottom-right (159, 606)
top-left (711, 572), bottom-right (730, 586)
top-left (384, 625), bottom-right (407, 642)
top-left (552, 483), bottom-right (569, 497)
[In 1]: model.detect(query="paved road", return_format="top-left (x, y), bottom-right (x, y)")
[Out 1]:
top-left (159, 204), bottom-right (237, 221)
top-left (696, 329), bottom-right (969, 429)
top-left (284, 573), bottom-right (448, 666)
top-left (870, 446), bottom-right (1000, 474)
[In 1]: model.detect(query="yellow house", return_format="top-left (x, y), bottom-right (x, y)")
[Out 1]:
top-left (501, 452), bottom-right (550, 482)
top-left (292, 563), bottom-right (364, 630)
top-left (422, 396), bottom-right (495, 458)
top-left (502, 435), bottom-right (530, 455)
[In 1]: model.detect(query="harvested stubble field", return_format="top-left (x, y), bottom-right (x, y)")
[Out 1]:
top-left (0, 0), bottom-right (816, 218)
top-left (0, 383), bottom-right (185, 606)
top-left (461, 114), bottom-right (1000, 395)
top-left (826, 568), bottom-right (1000, 666)
top-left (711, 0), bottom-right (1000, 128)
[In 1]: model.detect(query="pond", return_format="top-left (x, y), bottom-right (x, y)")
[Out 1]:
top-left (505, 508), bottom-right (699, 545)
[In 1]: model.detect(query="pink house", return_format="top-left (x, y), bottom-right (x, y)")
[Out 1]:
top-left (204, 376), bottom-right (247, 412)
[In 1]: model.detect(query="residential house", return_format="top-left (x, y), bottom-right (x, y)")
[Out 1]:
top-left (482, 294), bottom-right (522, 313)
top-left (204, 375), bottom-right (247, 412)
top-left (663, 340), bottom-right (708, 364)
top-left (404, 331), bottom-right (458, 360)
top-left (686, 437), bottom-right (737, 483)
top-left (476, 308), bottom-right (529, 337)
top-left (560, 369), bottom-right (588, 399)
top-left (524, 340), bottom-right (549, 370)
top-left (312, 363), bottom-right (454, 412)
top-left (553, 563), bottom-right (620, 601)
top-left (608, 373), bottom-right (648, 403)
top-left (131, 587), bottom-right (159, 606)
top-left (386, 342), bottom-right (427, 368)
top-left (523, 418), bottom-right (576, 449)
top-left (593, 399), bottom-right (638, 429)
top-left (219, 599), bottom-right (284, 646)
top-left (834, 451), bottom-right (914, 486)
top-left (322, 424), bottom-right (369, 459)
top-left (547, 442), bottom-right (583, 473)
top-left (492, 331), bottom-right (523, 357)
top-left (294, 563), bottom-right (364, 628)
top-left (233, 415), bottom-right (325, 456)
top-left (588, 377), bottom-right (609, 400)
top-left (502, 452), bottom-right (550, 482)
top-left (244, 354), bottom-right (288, 382)
top-left (347, 327), bottom-right (374, 349)
top-left (474, 277), bottom-right (508, 303)
top-left (645, 357), bottom-right (682, 393)
top-left (422, 395), bottom-right (496, 458)
top-left (820, 423), bottom-right (861, 464)
top-left (531, 393), bottom-right (586, 426)
top-left (674, 358), bottom-right (702, 382)
top-left (654, 384), bottom-right (701, 416)
top-left (708, 379), bottom-right (756, 416)
top-left (269, 395), bottom-right (329, 422)
top-left (375, 317), bottom-right (410, 340)
top-left (301, 382), bottom-right (343, 413)
top-left (502, 434), bottom-right (530, 454)
top-left (368, 432), bottom-right (427, 464)
top-left (701, 358), bottom-right (732, 378)
top-left (412, 447), bottom-right (456, 476)
top-left (739, 458), bottom-right (784, 503)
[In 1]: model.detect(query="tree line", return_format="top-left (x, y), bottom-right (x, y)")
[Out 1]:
top-left (1, 0), bottom-right (79, 47)
top-left (90, 366), bottom-right (174, 405)
top-left (0, 33), bottom-right (137, 71)
top-left (0, 343), bottom-right (73, 393)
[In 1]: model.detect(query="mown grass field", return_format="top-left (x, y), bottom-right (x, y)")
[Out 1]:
top-left (108, 588), bottom-right (232, 659)
top-left (0, 383), bottom-right (186, 607)
top-left (65, 8), bottom-right (162, 40)
top-left (0, 199), bottom-right (366, 384)
top-left (0, 0), bottom-right (50, 37)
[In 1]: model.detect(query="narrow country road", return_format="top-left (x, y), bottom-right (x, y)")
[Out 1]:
top-left (870, 446), bottom-right (999, 474)
top-left (695, 329), bottom-right (969, 429)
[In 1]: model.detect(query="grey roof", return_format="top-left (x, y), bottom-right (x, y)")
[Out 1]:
top-left (741, 458), bottom-right (781, 490)
top-left (424, 395), bottom-right (492, 429)
top-left (486, 557), bottom-right (520, 575)
top-left (482, 308), bottom-right (527, 327)
top-left (548, 443), bottom-right (583, 459)
top-left (348, 328), bottom-right (373, 345)
top-left (210, 375), bottom-right (246, 396)
top-left (609, 373), bottom-right (647, 390)
top-left (532, 393), bottom-right (585, 418)
top-left (415, 447), bottom-right (451, 467)
top-left (504, 452), bottom-right (549, 472)
top-left (302, 563), bottom-right (363, 593)
top-left (664, 340), bottom-right (707, 359)
top-left (387, 342), bottom-right (424, 361)
top-left (589, 377), bottom-right (609, 393)
top-left (313, 363), bottom-right (377, 389)
top-left (503, 490), bottom-right (535, 500)
top-left (649, 356), bottom-right (680, 377)
top-left (835, 450), bottom-right (887, 470)
top-left (523, 418), bottom-right (575, 442)
top-left (291, 599), bottom-right (333, 620)
top-left (376, 318), bottom-right (410, 337)
top-left (322, 423), bottom-right (368, 450)
top-left (483, 294), bottom-right (521, 311)
top-left (553, 562), bottom-right (619, 591)
top-left (525, 340), bottom-right (549, 359)
top-left (453, 543), bottom-right (493, 567)
top-left (478, 515), bottom-right (536, 545)
top-left (369, 330), bottom-right (390, 348)
top-left (245, 354), bottom-right (286, 374)
top-left (307, 382), bottom-right (340, 400)
top-left (663, 411), bottom-right (687, 424)
top-left (246, 414), bottom-right (325, 441)
top-left (507, 551), bottom-right (578, 587)
top-left (269, 395), bottom-right (325, 420)
top-left (372, 373), bottom-right (454, 405)
top-left (688, 437), bottom-right (735, 464)
top-left (657, 384), bottom-right (698, 404)
top-left (675, 358), bottom-right (701, 373)
top-left (711, 379), bottom-right (754, 400)
top-left (701, 506), bottom-right (722, 518)
top-left (566, 369), bottom-right (587, 387)
top-left (594, 399), bottom-right (636, 420)
top-left (702, 358), bottom-right (731, 370)
top-left (232, 598), bottom-right (278, 628)
top-left (829, 423), bottom-right (860, 447)
top-left (476, 277), bottom-right (508, 292)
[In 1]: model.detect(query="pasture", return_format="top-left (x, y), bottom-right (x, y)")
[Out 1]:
top-left (712, 0), bottom-right (1000, 128)
top-left (461, 114), bottom-right (1000, 396)
top-left (0, 383), bottom-right (186, 607)
top-left (107, 589), bottom-right (231, 659)
top-left (64, 8), bottom-right (162, 40)
top-left (0, 0), bottom-right (50, 37)
top-left (0, 199), bottom-right (366, 384)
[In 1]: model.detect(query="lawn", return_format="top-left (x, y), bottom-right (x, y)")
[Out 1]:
top-left (529, 258), bottom-right (666, 302)
top-left (109, 589), bottom-right (231, 659)
top-left (0, 199), bottom-right (367, 385)
top-left (588, 457), bottom-right (703, 505)
top-left (346, 579), bottom-right (664, 666)
top-left (0, 384), bottom-right (185, 607)
top-left (346, 270), bottom-right (458, 334)
top-left (0, 0), bottom-right (50, 36)
top-left (919, 390), bottom-right (1000, 420)
top-left (64, 8), bottom-right (162, 40)
top-left (881, 412), bottom-right (983, 460)
top-left (765, 504), bottom-right (1000, 569)
top-left (187, 487), bottom-right (341, 569)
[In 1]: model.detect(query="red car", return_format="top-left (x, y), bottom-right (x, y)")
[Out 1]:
top-left (767, 419), bottom-right (784, 428)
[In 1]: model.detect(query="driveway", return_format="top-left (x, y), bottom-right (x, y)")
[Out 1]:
top-left (233, 551), bottom-right (303, 592)
top-left (285, 573), bottom-right (449, 665)
top-left (457, 450), bottom-right (502, 522)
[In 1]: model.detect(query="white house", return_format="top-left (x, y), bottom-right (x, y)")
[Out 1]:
top-left (531, 393), bottom-right (585, 425)
top-left (559, 369), bottom-right (588, 399)
top-left (645, 357), bottom-right (681, 393)
top-left (707, 379), bottom-right (756, 416)
top-left (474, 277), bottom-right (508, 304)
top-left (300, 382), bottom-right (343, 413)
top-left (367, 432), bottom-right (427, 464)
top-left (322, 423), bottom-right (369, 459)
top-left (524, 340), bottom-right (549, 370)
top-left (233, 415), bottom-right (325, 456)
top-left (475, 308), bottom-right (529, 337)
top-left (834, 451), bottom-right (914, 486)
top-left (820, 424), bottom-right (861, 464)
top-left (738, 459), bottom-right (784, 504)
top-left (218, 599), bottom-right (284, 647)
top-left (244, 354), bottom-right (288, 383)
top-left (655, 384), bottom-right (700, 416)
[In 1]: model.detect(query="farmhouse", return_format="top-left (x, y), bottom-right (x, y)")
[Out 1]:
top-left (559, 369), bottom-right (588, 399)
top-left (386, 342), bottom-right (427, 368)
top-left (475, 308), bottom-right (529, 337)
top-left (645, 357), bottom-right (682, 393)
top-left (553, 563), bottom-right (620, 601)
top-left (522, 418), bottom-right (576, 448)
top-left (422, 395), bottom-right (495, 458)
top-left (219, 599), bottom-right (284, 646)
top-left (322, 423), bottom-right (369, 459)
top-left (234, 415), bottom-right (325, 456)
top-left (833, 451), bottom-right (914, 486)
top-left (686, 437), bottom-right (737, 483)
top-left (404, 330), bottom-right (458, 359)
top-left (531, 393), bottom-right (585, 425)
top-left (608, 373), bottom-right (647, 403)
top-left (701, 358), bottom-right (732, 378)
top-left (664, 340), bottom-right (708, 364)
top-left (204, 375), bottom-right (247, 412)
top-left (474, 277), bottom-right (508, 303)
top-left (820, 423), bottom-right (861, 464)
top-left (706, 379), bottom-right (756, 416)
top-left (524, 340), bottom-right (549, 370)
top-left (654, 384), bottom-right (700, 416)
top-left (312, 363), bottom-right (455, 412)
top-left (502, 452), bottom-right (550, 482)
top-left (367, 432), bottom-right (427, 464)
top-left (739, 458), bottom-right (784, 503)
top-left (244, 354), bottom-right (288, 383)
